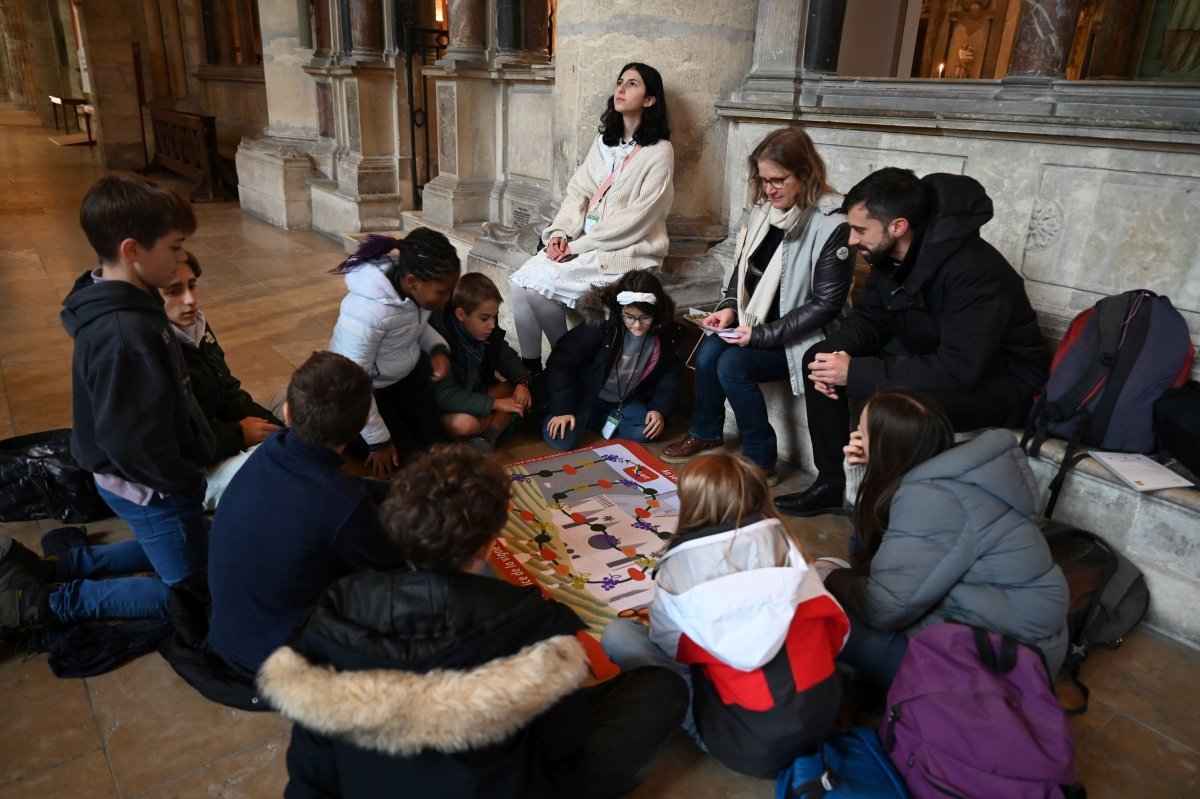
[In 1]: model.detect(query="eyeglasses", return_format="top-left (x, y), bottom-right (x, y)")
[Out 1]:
top-left (757, 173), bottom-right (794, 190)
top-left (622, 312), bottom-right (653, 326)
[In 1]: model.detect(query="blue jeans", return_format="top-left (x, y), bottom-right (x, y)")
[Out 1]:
top-left (689, 335), bottom-right (789, 468)
top-left (49, 486), bottom-right (208, 622)
top-left (837, 608), bottom-right (910, 685)
top-left (542, 399), bottom-right (651, 451)
top-left (601, 619), bottom-right (704, 749)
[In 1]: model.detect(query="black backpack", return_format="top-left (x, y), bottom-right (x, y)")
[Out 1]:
top-left (1022, 290), bottom-right (1194, 518)
top-left (1041, 522), bottom-right (1149, 713)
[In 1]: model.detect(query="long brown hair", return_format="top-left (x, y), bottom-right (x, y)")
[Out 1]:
top-left (747, 127), bottom-right (835, 210)
top-left (852, 390), bottom-right (955, 567)
top-left (670, 453), bottom-right (793, 550)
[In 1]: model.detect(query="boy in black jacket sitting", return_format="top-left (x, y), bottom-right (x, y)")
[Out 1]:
top-left (3, 176), bottom-right (214, 634)
top-left (428, 272), bottom-right (532, 450)
top-left (258, 444), bottom-right (688, 799)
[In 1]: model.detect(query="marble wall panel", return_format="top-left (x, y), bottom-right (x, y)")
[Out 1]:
top-left (1020, 165), bottom-right (1199, 314)
top-left (436, 82), bottom-right (457, 175)
top-left (506, 86), bottom-right (552, 182)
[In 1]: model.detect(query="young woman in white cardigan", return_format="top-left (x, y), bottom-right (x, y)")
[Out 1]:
top-left (659, 128), bottom-right (853, 483)
top-left (510, 62), bottom-right (674, 372)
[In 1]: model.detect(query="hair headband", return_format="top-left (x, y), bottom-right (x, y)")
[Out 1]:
top-left (617, 291), bottom-right (656, 306)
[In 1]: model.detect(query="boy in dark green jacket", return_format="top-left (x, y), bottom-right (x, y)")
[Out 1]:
top-left (429, 273), bottom-right (532, 449)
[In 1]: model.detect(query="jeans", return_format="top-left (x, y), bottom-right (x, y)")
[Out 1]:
top-left (600, 619), bottom-right (704, 749)
top-left (689, 335), bottom-right (790, 468)
top-left (542, 399), bottom-right (651, 451)
top-left (49, 486), bottom-right (208, 622)
top-left (836, 607), bottom-right (910, 685)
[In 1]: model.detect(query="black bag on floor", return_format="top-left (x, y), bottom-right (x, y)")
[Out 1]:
top-left (0, 429), bottom-right (111, 523)
top-left (1153, 380), bottom-right (1200, 477)
top-left (1041, 522), bottom-right (1149, 713)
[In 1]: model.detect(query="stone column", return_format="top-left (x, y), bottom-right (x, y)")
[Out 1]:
top-left (75, 1), bottom-right (152, 169)
top-left (734, 0), bottom-right (847, 102)
top-left (802, 0), bottom-right (847, 74)
top-left (313, 0), bottom-right (333, 58)
top-left (1006, 0), bottom-right (1086, 78)
top-left (420, 75), bottom-right (497, 225)
top-left (237, 0), bottom-right (325, 229)
top-left (347, 0), bottom-right (384, 60)
top-left (441, 0), bottom-right (486, 65)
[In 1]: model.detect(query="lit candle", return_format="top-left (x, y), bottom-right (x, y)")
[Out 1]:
top-left (937, 63), bottom-right (945, 79)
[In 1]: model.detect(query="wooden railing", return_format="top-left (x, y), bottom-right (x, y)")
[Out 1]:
top-left (148, 107), bottom-right (231, 202)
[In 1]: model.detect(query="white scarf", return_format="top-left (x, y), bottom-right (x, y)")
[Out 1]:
top-left (737, 202), bottom-right (812, 326)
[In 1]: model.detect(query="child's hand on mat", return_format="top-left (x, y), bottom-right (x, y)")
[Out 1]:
top-left (240, 416), bottom-right (282, 447)
top-left (494, 397), bottom-right (525, 416)
top-left (429, 352), bottom-right (451, 382)
top-left (547, 414), bottom-right (575, 439)
top-left (366, 442), bottom-right (400, 479)
top-left (643, 410), bottom-right (665, 440)
top-left (844, 429), bottom-right (867, 466)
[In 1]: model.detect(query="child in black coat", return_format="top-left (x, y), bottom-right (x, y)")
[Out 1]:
top-left (542, 271), bottom-right (683, 450)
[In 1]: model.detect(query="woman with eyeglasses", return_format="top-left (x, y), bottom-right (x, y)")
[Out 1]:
top-left (510, 62), bottom-right (673, 375)
top-left (660, 128), bottom-right (852, 484)
top-left (541, 271), bottom-right (683, 450)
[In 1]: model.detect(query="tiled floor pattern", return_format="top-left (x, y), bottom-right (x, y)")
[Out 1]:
top-left (1, 105), bottom-right (1197, 798)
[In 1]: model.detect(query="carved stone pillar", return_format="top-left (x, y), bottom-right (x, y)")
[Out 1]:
top-left (348, 0), bottom-right (384, 60)
top-left (441, 0), bottom-right (486, 65)
top-left (314, 0), bottom-right (333, 58)
top-left (803, 0), bottom-right (847, 74)
top-left (735, 0), bottom-right (847, 103)
top-left (1007, 0), bottom-right (1086, 78)
top-left (421, 76), bottom-right (497, 225)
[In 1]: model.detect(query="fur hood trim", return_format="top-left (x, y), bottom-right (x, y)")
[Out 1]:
top-left (574, 284), bottom-right (613, 327)
top-left (258, 634), bottom-right (588, 756)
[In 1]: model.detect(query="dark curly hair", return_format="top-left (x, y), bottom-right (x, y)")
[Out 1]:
top-left (380, 444), bottom-right (512, 571)
top-left (598, 62), bottom-right (670, 147)
top-left (597, 270), bottom-right (676, 331)
top-left (330, 227), bottom-right (460, 292)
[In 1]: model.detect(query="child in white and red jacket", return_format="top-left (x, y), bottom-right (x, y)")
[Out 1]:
top-left (601, 452), bottom-right (849, 779)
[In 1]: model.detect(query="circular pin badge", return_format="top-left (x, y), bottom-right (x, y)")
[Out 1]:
top-left (836, 246), bottom-right (850, 261)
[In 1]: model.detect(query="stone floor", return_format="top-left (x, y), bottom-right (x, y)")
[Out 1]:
top-left (1, 105), bottom-right (1197, 798)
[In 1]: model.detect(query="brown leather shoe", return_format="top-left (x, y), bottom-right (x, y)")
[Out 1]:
top-left (659, 435), bottom-right (723, 464)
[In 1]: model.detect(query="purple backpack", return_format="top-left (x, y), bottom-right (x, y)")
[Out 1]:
top-left (881, 623), bottom-right (1084, 799)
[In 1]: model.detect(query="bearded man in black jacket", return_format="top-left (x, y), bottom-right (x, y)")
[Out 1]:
top-left (776, 167), bottom-right (1047, 517)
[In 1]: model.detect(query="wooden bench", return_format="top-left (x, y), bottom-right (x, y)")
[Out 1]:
top-left (147, 106), bottom-right (232, 202)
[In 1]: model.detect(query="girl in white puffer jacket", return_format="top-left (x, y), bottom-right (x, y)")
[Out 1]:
top-left (328, 228), bottom-right (460, 477)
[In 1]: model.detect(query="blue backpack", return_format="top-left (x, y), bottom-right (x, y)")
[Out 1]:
top-left (1022, 289), bottom-right (1194, 517)
top-left (776, 727), bottom-right (909, 799)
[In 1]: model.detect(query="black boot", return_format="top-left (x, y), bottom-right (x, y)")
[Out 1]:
top-left (774, 481), bottom-right (847, 517)
top-left (521, 357), bottom-right (543, 375)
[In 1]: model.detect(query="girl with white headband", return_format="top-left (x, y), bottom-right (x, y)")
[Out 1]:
top-left (541, 271), bottom-right (682, 450)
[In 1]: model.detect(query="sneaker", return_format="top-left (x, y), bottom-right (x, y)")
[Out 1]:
top-left (659, 435), bottom-right (723, 464)
top-left (467, 436), bottom-right (494, 454)
top-left (0, 536), bottom-right (55, 583)
top-left (40, 526), bottom-right (88, 558)
top-left (0, 560), bottom-right (51, 634)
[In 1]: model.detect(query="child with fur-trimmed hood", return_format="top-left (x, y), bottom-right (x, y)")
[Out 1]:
top-left (258, 444), bottom-right (688, 799)
top-left (541, 271), bottom-right (684, 450)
